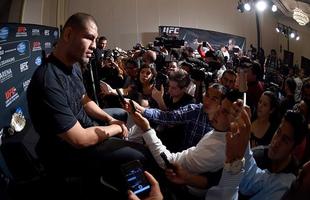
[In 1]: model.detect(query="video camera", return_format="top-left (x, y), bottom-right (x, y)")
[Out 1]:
top-left (154, 35), bottom-right (184, 48)
top-left (190, 67), bottom-right (214, 86)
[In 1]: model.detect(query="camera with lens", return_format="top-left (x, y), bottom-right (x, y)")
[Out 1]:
top-left (155, 72), bottom-right (169, 90)
top-left (190, 67), bottom-right (213, 85)
top-left (112, 49), bottom-right (120, 58)
top-left (154, 35), bottom-right (184, 48)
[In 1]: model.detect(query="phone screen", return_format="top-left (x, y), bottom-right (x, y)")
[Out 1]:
top-left (121, 160), bottom-right (151, 197)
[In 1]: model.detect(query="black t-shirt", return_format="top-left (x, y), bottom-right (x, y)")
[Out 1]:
top-left (27, 54), bottom-right (94, 143)
top-left (93, 48), bottom-right (106, 62)
top-left (250, 121), bottom-right (278, 147)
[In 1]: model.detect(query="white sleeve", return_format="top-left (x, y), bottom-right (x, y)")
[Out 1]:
top-left (143, 129), bottom-right (225, 173)
top-left (177, 132), bottom-right (226, 173)
top-left (142, 129), bottom-right (171, 169)
top-left (205, 168), bottom-right (243, 200)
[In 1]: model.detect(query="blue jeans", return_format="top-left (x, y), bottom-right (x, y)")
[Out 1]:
top-left (103, 108), bottom-right (128, 122)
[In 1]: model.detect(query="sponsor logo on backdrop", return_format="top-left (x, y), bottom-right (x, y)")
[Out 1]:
top-left (32, 41), bottom-right (42, 51)
top-left (44, 30), bottom-right (50, 36)
top-left (0, 57), bottom-right (15, 68)
top-left (16, 26), bottom-right (27, 37)
top-left (0, 27), bottom-right (9, 41)
top-left (53, 30), bottom-right (58, 39)
top-left (20, 61), bottom-right (29, 72)
top-left (5, 87), bottom-right (19, 107)
top-left (17, 42), bottom-right (27, 54)
top-left (35, 56), bottom-right (42, 66)
top-left (23, 79), bottom-right (31, 91)
top-left (44, 42), bottom-right (52, 49)
top-left (162, 27), bottom-right (180, 36)
top-left (0, 68), bottom-right (13, 83)
top-left (32, 29), bottom-right (40, 36)
top-left (0, 40), bottom-right (30, 68)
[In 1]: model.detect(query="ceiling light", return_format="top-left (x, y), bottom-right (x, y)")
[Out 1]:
top-left (293, 8), bottom-right (309, 26)
top-left (296, 35), bottom-right (300, 41)
top-left (255, 1), bottom-right (267, 12)
top-left (271, 5), bottom-right (277, 12)
top-left (244, 3), bottom-right (251, 11)
top-left (290, 32), bottom-right (295, 38)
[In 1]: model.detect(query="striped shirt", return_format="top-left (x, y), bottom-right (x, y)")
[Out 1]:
top-left (143, 103), bottom-right (212, 149)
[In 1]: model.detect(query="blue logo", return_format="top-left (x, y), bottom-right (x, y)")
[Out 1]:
top-left (35, 56), bottom-right (42, 66)
top-left (0, 27), bottom-right (9, 40)
top-left (17, 42), bottom-right (26, 54)
top-left (53, 30), bottom-right (58, 38)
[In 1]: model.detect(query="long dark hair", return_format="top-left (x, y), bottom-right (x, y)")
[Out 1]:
top-left (135, 63), bottom-right (157, 92)
top-left (254, 91), bottom-right (280, 123)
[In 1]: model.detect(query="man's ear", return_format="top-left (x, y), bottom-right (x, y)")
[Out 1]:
top-left (63, 27), bottom-right (73, 42)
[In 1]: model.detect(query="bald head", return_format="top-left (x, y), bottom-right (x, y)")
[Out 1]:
top-left (54, 12), bottom-right (98, 66)
top-left (62, 12), bottom-right (98, 37)
top-left (143, 50), bottom-right (157, 64)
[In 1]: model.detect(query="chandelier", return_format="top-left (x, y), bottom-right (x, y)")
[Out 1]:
top-left (293, 8), bottom-right (309, 26)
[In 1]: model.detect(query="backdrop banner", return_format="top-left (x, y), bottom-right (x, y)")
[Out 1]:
top-left (159, 26), bottom-right (246, 51)
top-left (0, 23), bottom-right (59, 130)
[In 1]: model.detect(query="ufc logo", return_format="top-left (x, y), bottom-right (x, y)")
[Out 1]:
top-left (162, 27), bottom-right (180, 35)
top-left (5, 87), bottom-right (16, 100)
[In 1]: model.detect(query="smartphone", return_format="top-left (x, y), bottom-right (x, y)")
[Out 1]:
top-left (121, 160), bottom-right (151, 198)
top-left (129, 100), bottom-right (136, 113)
top-left (116, 88), bottom-right (126, 105)
top-left (160, 152), bottom-right (175, 170)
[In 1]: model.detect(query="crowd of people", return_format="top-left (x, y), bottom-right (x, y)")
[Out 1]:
top-left (27, 12), bottom-right (310, 200)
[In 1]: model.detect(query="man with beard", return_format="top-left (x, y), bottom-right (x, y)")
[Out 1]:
top-left (27, 13), bottom-right (158, 199)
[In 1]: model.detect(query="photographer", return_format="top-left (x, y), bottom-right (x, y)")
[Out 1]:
top-left (152, 69), bottom-right (195, 152)
top-left (93, 36), bottom-right (108, 62)
top-left (98, 49), bottom-right (124, 89)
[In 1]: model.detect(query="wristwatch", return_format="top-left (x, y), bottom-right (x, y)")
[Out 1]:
top-left (224, 158), bottom-right (245, 174)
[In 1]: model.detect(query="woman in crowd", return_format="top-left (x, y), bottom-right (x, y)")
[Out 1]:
top-left (133, 63), bottom-right (159, 108)
top-left (250, 91), bottom-right (280, 148)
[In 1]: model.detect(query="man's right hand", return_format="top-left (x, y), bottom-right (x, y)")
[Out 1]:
top-left (225, 107), bottom-right (251, 163)
top-left (99, 81), bottom-right (116, 96)
top-left (165, 163), bottom-right (190, 185)
top-left (108, 118), bottom-right (129, 138)
top-left (124, 99), bottom-right (145, 114)
top-left (130, 111), bottom-right (151, 132)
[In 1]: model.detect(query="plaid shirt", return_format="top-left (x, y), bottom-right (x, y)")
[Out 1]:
top-left (143, 103), bottom-right (212, 149)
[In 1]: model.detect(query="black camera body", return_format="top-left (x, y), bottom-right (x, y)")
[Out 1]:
top-left (154, 36), bottom-right (184, 48)
top-left (190, 67), bottom-right (213, 84)
top-left (155, 73), bottom-right (169, 90)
